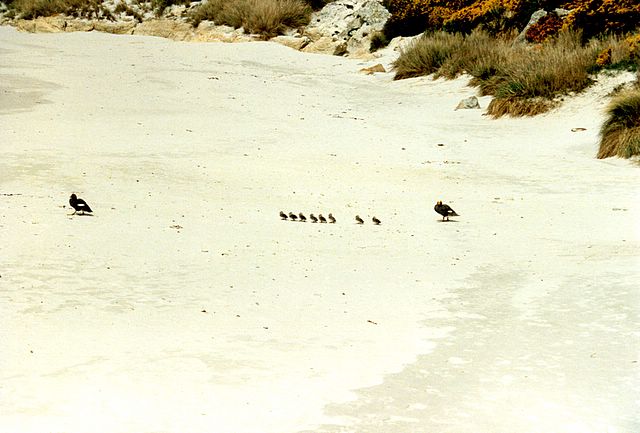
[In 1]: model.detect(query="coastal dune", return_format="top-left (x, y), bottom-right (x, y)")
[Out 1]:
top-left (1, 26), bottom-right (638, 432)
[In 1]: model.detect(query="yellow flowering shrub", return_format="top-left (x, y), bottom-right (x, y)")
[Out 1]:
top-left (625, 34), bottom-right (640, 60)
top-left (562, 0), bottom-right (640, 39)
top-left (384, 0), bottom-right (640, 40)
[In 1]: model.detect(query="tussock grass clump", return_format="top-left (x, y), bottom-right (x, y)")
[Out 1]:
top-left (393, 31), bottom-right (464, 80)
top-left (11, 0), bottom-right (113, 19)
top-left (487, 32), bottom-right (601, 117)
top-left (394, 30), bottom-right (510, 82)
top-left (598, 89), bottom-right (640, 159)
top-left (190, 0), bottom-right (311, 37)
top-left (369, 30), bottom-right (389, 52)
top-left (394, 30), bottom-right (630, 117)
top-left (486, 97), bottom-right (557, 117)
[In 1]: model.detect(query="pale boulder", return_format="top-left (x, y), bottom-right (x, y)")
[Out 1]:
top-left (303, 36), bottom-right (347, 56)
top-left (133, 19), bottom-right (193, 40)
top-left (455, 96), bottom-right (481, 110)
top-left (64, 19), bottom-right (96, 32)
top-left (15, 16), bottom-right (66, 33)
top-left (271, 35), bottom-right (311, 51)
top-left (360, 63), bottom-right (386, 74)
top-left (93, 20), bottom-right (136, 35)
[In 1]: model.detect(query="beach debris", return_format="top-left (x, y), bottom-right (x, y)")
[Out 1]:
top-left (435, 201), bottom-right (459, 221)
top-left (571, 127), bottom-right (587, 132)
top-left (318, 214), bottom-right (327, 223)
top-left (355, 215), bottom-right (364, 224)
top-left (280, 211), bottom-right (288, 220)
top-left (69, 193), bottom-right (92, 215)
top-left (367, 319), bottom-right (378, 325)
top-left (309, 213), bottom-right (318, 223)
top-left (372, 216), bottom-right (381, 225)
top-left (169, 224), bottom-right (183, 230)
top-left (288, 212), bottom-right (298, 221)
top-left (328, 213), bottom-right (336, 223)
top-left (298, 212), bottom-right (307, 222)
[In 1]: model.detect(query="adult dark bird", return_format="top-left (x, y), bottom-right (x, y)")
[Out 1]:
top-left (298, 212), bottom-right (307, 222)
top-left (434, 201), bottom-right (459, 221)
top-left (309, 213), bottom-right (318, 223)
top-left (69, 193), bottom-right (92, 215)
top-left (318, 214), bottom-right (327, 223)
top-left (372, 216), bottom-right (381, 225)
top-left (355, 215), bottom-right (364, 224)
top-left (288, 212), bottom-right (298, 221)
top-left (328, 213), bottom-right (336, 224)
top-left (280, 211), bottom-right (288, 220)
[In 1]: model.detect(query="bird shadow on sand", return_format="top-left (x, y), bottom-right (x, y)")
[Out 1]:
top-left (68, 213), bottom-right (94, 217)
top-left (437, 219), bottom-right (459, 223)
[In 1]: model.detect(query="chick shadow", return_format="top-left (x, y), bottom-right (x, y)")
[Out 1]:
top-left (437, 219), bottom-right (459, 223)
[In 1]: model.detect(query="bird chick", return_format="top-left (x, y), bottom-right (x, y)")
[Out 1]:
top-left (434, 201), bottom-right (459, 221)
top-left (328, 213), bottom-right (336, 224)
top-left (309, 213), bottom-right (318, 223)
top-left (298, 212), bottom-right (307, 222)
top-left (318, 214), bottom-right (327, 223)
top-left (288, 212), bottom-right (298, 221)
top-left (355, 215), bottom-right (364, 224)
top-left (372, 216), bottom-right (381, 225)
top-left (280, 211), bottom-right (288, 220)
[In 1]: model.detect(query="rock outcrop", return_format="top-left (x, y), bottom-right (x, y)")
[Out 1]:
top-left (133, 19), bottom-right (193, 40)
top-left (516, 8), bottom-right (570, 43)
top-left (93, 19), bottom-right (136, 34)
top-left (6, 0), bottom-right (392, 58)
top-left (303, 0), bottom-right (390, 57)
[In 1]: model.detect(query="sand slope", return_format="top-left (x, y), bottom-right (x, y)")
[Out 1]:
top-left (1, 26), bottom-right (638, 432)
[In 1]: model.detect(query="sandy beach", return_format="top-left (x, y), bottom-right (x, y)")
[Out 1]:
top-left (1, 25), bottom-right (638, 432)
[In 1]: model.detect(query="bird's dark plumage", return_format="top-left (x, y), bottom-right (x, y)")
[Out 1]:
top-left (372, 216), bottom-right (381, 225)
top-left (309, 213), bottom-right (318, 223)
top-left (434, 201), bottom-right (458, 221)
top-left (355, 215), bottom-right (364, 224)
top-left (69, 194), bottom-right (92, 215)
top-left (280, 211), bottom-right (288, 220)
top-left (298, 212), bottom-right (307, 222)
top-left (318, 214), bottom-right (327, 223)
top-left (328, 213), bottom-right (336, 224)
top-left (288, 212), bottom-right (298, 221)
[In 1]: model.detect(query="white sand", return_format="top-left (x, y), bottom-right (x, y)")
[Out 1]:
top-left (1, 26), bottom-right (638, 433)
